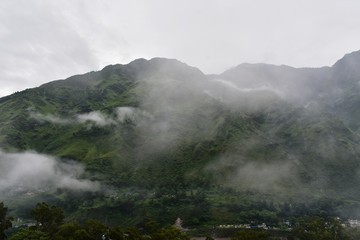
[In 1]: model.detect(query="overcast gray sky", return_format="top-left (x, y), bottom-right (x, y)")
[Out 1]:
top-left (1, 0), bottom-right (360, 97)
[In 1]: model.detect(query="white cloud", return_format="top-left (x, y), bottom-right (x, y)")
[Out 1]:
top-left (29, 110), bottom-right (116, 126)
top-left (116, 107), bottom-right (135, 122)
top-left (0, 149), bottom-right (100, 192)
top-left (77, 111), bottom-right (115, 126)
top-left (29, 111), bottom-right (73, 124)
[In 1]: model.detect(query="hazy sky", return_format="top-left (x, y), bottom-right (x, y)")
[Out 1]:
top-left (1, 0), bottom-right (360, 97)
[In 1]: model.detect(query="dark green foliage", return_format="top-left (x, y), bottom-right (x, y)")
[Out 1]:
top-left (31, 202), bottom-right (64, 235)
top-left (151, 227), bottom-right (189, 240)
top-left (54, 222), bottom-right (82, 240)
top-left (292, 216), bottom-right (347, 240)
top-left (232, 230), bottom-right (271, 240)
top-left (8, 203), bottom-right (190, 240)
top-left (2, 56), bottom-right (360, 226)
top-left (344, 228), bottom-right (360, 240)
top-left (8, 229), bottom-right (49, 240)
top-left (0, 202), bottom-right (12, 240)
top-left (8, 202), bottom-right (360, 240)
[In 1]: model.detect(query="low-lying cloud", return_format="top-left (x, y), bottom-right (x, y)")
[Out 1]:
top-left (77, 111), bottom-right (115, 126)
top-left (229, 161), bottom-right (297, 192)
top-left (116, 107), bottom-right (137, 122)
top-left (0, 149), bottom-right (100, 192)
top-left (29, 111), bottom-right (73, 124)
top-left (29, 108), bottom-right (146, 127)
top-left (205, 154), bottom-right (299, 194)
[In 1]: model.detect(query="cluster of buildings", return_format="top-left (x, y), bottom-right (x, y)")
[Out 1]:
top-left (218, 223), bottom-right (268, 230)
top-left (347, 219), bottom-right (360, 228)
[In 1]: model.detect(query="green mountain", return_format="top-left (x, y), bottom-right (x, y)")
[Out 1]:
top-left (1, 52), bottom-right (360, 227)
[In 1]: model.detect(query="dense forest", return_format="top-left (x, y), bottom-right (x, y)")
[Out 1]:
top-left (2, 51), bottom-right (360, 233)
top-left (2, 202), bottom-right (360, 240)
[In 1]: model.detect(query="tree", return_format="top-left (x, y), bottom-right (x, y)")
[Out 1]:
top-left (108, 226), bottom-right (125, 240)
top-left (293, 216), bottom-right (347, 240)
top-left (53, 222), bottom-right (82, 240)
top-left (0, 202), bottom-right (13, 240)
top-left (232, 230), bottom-right (271, 240)
top-left (8, 229), bottom-right (49, 240)
top-left (31, 202), bottom-right (64, 235)
top-left (150, 227), bottom-right (189, 240)
top-left (344, 227), bottom-right (360, 240)
top-left (82, 219), bottom-right (108, 240)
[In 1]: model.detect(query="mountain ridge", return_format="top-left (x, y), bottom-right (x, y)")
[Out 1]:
top-left (1, 50), bottom-right (360, 226)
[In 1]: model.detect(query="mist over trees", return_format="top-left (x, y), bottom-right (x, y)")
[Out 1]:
top-left (1, 50), bottom-right (360, 231)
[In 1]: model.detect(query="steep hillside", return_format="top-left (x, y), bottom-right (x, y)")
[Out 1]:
top-left (1, 53), bottom-right (360, 226)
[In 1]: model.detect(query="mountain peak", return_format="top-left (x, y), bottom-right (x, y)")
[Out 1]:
top-left (333, 49), bottom-right (360, 67)
top-left (125, 57), bottom-right (205, 81)
top-left (331, 50), bottom-right (360, 84)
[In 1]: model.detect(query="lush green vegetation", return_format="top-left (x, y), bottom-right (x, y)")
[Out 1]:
top-left (0, 203), bottom-right (13, 240)
top-left (8, 202), bottom-right (189, 240)
top-left (1, 56), bottom-right (360, 229)
top-left (4, 202), bottom-right (360, 240)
